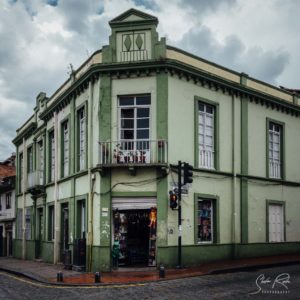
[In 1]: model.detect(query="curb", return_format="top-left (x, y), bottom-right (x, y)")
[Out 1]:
top-left (1, 260), bottom-right (300, 287)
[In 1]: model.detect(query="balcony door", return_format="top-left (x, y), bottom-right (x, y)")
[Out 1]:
top-left (118, 95), bottom-right (150, 163)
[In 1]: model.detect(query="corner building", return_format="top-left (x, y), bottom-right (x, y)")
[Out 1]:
top-left (13, 9), bottom-right (300, 271)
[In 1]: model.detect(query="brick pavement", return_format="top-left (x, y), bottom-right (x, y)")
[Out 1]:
top-left (0, 254), bottom-right (300, 285)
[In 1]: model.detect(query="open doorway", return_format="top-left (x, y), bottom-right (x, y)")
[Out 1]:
top-left (113, 208), bottom-right (156, 267)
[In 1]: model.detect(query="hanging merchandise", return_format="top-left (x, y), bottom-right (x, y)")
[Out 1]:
top-left (148, 207), bottom-right (157, 228)
top-left (148, 207), bottom-right (157, 266)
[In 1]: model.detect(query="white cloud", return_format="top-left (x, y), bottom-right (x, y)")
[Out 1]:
top-left (0, 0), bottom-right (299, 159)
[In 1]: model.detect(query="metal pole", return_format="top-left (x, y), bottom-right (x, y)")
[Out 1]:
top-left (177, 160), bottom-right (182, 268)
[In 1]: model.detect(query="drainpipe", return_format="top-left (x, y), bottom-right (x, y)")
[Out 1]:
top-left (88, 80), bottom-right (94, 271)
top-left (53, 111), bottom-right (60, 264)
top-left (231, 93), bottom-right (237, 257)
top-left (22, 137), bottom-right (26, 260)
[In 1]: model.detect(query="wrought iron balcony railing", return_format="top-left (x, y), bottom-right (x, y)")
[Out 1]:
top-left (99, 139), bottom-right (167, 165)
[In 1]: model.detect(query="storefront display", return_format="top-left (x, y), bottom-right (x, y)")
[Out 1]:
top-left (113, 208), bottom-right (157, 267)
top-left (198, 199), bottom-right (213, 242)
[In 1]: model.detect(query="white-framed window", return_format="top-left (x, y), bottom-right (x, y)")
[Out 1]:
top-left (27, 146), bottom-right (33, 173)
top-left (38, 140), bottom-right (44, 185)
top-left (5, 192), bottom-right (11, 209)
top-left (78, 108), bottom-right (86, 171)
top-left (62, 121), bottom-right (69, 177)
top-left (49, 131), bottom-right (55, 182)
top-left (117, 95), bottom-right (151, 162)
top-left (268, 122), bottom-right (282, 179)
top-left (268, 203), bottom-right (284, 242)
top-left (198, 102), bottom-right (215, 169)
top-left (197, 198), bottom-right (214, 243)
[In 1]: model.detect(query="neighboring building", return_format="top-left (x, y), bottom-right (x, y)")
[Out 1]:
top-left (12, 9), bottom-right (300, 272)
top-left (0, 154), bottom-right (16, 257)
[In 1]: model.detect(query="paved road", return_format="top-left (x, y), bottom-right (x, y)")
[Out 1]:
top-left (0, 264), bottom-right (299, 299)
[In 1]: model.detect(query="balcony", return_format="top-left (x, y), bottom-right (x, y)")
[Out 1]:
top-left (27, 170), bottom-right (45, 196)
top-left (98, 139), bottom-right (167, 172)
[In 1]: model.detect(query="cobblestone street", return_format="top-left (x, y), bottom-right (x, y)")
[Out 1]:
top-left (1, 264), bottom-right (299, 300)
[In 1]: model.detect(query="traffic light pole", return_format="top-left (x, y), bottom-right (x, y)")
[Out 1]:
top-left (177, 160), bottom-right (182, 268)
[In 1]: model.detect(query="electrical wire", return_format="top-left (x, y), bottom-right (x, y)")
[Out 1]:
top-left (93, 171), bottom-right (169, 196)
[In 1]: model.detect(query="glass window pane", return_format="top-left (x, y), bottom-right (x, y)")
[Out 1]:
top-left (121, 130), bottom-right (134, 140)
top-left (137, 129), bottom-right (149, 139)
top-left (136, 95), bottom-right (151, 105)
top-left (137, 118), bottom-right (149, 128)
top-left (206, 105), bottom-right (213, 114)
top-left (199, 103), bottom-right (205, 112)
top-left (198, 199), bottom-right (213, 242)
top-left (121, 119), bottom-right (134, 129)
top-left (119, 97), bottom-right (134, 106)
top-left (121, 108), bottom-right (134, 118)
top-left (206, 115), bottom-right (213, 126)
top-left (137, 108), bottom-right (149, 118)
top-left (198, 113), bottom-right (204, 125)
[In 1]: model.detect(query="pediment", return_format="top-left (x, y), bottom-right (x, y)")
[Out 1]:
top-left (109, 8), bottom-right (158, 26)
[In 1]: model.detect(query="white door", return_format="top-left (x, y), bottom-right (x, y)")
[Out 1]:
top-left (269, 204), bottom-right (284, 242)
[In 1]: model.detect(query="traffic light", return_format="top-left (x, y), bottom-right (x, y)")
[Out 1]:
top-left (183, 162), bottom-right (193, 185)
top-left (169, 190), bottom-right (178, 210)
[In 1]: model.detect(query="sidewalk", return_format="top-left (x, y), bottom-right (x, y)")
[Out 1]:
top-left (1, 254), bottom-right (300, 286)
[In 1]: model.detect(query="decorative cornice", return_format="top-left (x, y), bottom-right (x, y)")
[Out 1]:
top-left (37, 59), bottom-right (300, 123)
top-left (13, 122), bottom-right (37, 146)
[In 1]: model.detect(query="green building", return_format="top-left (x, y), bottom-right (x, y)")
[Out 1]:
top-left (12, 9), bottom-right (300, 272)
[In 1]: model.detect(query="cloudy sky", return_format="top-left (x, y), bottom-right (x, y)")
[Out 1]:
top-left (0, 0), bottom-right (299, 160)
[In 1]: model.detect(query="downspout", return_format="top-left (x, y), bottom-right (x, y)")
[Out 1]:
top-left (88, 80), bottom-right (94, 271)
top-left (231, 93), bottom-right (237, 257)
top-left (22, 137), bottom-right (26, 259)
top-left (53, 111), bottom-right (59, 264)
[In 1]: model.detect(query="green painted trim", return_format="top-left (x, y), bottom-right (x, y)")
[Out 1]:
top-left (37, 60), bottom-right (300, 124)
top-left (237, 174), bottom-right (300, 186)
top-left (15, 146), bottom-right (19, 201)
top-left (99, 74), bottom-right (112, 141)
top-left (75, 101), bottom-right (88, 172)
top-left (240, 178), bottom-right (248, 244)
top-left (194, 193), bottom-right (220, 245)
top-left (194, 96), bottom-right (220, 170)
top-left (98, 73), bottom-right (112, 262)
top-left (240, 73), bottom-right (249, 85)
top-left (266, 200), bottom-right (286, 243)
top-left (13, 122), bottom-right (37, 146)
top-left (60, 114), bottom-right (71, 178)
top-left (42, 134), bottom-right (46, 185)
top-left (193, 168), bottom-right (233, 177)
top-left (241, 97), bottom-right (248, 175)
top-left (74, 194), bottom-right (88, 239)
top-left (47, 128), bottom-right (54, 183)
top-left (33, 125), bottom-right (46, 139)
top-left (111, 191), bottom-right (157, 197)
top-left (26, 144), bottom-right (33, 174)
top-left (70, 97), bottom-right (75, 175)
top-left (266, 118), bottom-right (286, 180)
top-left (156, 73), bottom-right (168, 140)
top-left (240, 96), bottom-right (248, 244)
top-left (156, 175), bottom-right (168, 249)
top-left (18, 149), bottom-right (24, 195)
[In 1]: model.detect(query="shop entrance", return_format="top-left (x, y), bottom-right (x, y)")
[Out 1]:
top-left (113, 208), bottom-right (156, 267)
